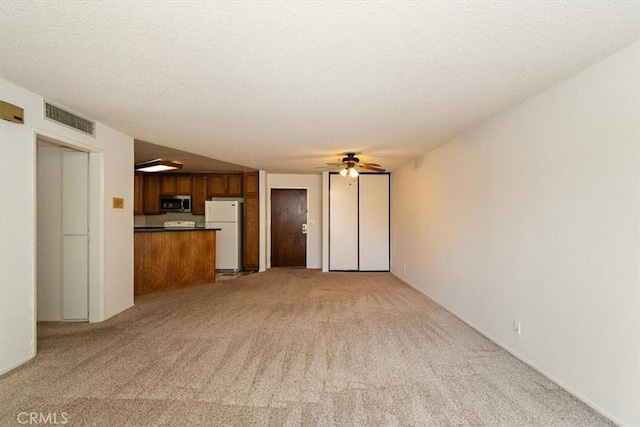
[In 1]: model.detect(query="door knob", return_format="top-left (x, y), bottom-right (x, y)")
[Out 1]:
top-left (302, 223), bottom-right (308, 234)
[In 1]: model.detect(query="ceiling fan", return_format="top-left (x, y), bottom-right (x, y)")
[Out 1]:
top-left (323, 152), bottom-right (385, 177)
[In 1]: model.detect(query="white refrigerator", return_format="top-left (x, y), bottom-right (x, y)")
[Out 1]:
top-left (205, 201), bottom-right (243, 271)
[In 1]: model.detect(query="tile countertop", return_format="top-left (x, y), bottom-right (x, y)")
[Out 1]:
top-left (134, 227), bottom-right (221, 233)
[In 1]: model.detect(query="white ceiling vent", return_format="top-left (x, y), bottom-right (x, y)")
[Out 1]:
top-left (44, 102), bottom-right (95, 137)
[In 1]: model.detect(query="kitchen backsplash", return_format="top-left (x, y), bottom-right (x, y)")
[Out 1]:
top-left (135, 212), bottom-right (207, 228)
top-left (134, 197), bottom-right (244, 228)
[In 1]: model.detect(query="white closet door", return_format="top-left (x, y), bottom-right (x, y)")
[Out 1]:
top-left (329, 174), bottom-right (359, 270)
top-left (62, 150), bottom-right (89, 321)
top-left (358, 174), bottom-right (390, 271)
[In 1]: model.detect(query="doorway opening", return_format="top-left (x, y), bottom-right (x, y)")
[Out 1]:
top-left (36, 134), bottom-right (100, 323)
top-left (270, 189), bottom-right (307, 267)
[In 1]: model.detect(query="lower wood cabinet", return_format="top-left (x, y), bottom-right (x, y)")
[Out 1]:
top-left (134, 230), bottom-right (216, 295)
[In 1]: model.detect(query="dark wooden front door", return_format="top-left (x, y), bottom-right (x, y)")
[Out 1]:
top-left (271, 189), bottom-right (307, 267)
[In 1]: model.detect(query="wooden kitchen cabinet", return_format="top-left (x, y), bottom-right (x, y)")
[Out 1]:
top-left (139, 172), bottom-right (247, 216)
top-left (134, 172), bottom-right (144, 215)
top-left (144, 174), bottom-right (161, 214)
top-left (243, 172), bottom-right (258, 196)
top-left (161, 174), bottom-right (177, 194)
top-left (134, 229), bottom-right (216, 295)
top-left (227, 174), bottom-right (243, 196)
top-left (207, 174), bottom-right (226, 197)
top-left (207, 173), bottom-right (243, 197)
top-left (176, 174), bottom-right (193, 194)
top-left (243, 172), bottom-right (259, 270)
top-left (192, 174), bottom-right (207, 215)
top-left (161, 174), bottom-right (192, 195)
top-left (243, 195), bottom-right (259, 270)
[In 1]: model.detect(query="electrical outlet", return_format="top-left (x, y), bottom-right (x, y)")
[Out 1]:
top-left (513, 321), bottom-right (521, 335)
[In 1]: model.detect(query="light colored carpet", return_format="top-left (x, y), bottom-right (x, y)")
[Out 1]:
top-left (0, 269), bottom-right (612, 426)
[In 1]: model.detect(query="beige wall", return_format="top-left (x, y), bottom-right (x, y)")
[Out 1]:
top-left (391, 41), bottom-right (640, 426)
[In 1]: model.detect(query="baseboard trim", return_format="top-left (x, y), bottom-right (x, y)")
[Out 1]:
top-left (393, 273), bottom-right (630, 427)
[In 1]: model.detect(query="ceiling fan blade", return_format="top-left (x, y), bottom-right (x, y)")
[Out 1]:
top-left (325, 162), bottom-right (344, 166)
top-left (360, 162), bottom-right (381, 167)
top-left (359, 164), bottom-right (385, 172)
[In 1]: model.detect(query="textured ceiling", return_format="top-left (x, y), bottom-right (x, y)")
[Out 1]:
top-left (134, 140), bottom-right (255, 173)
top-left (1, 2), bottom-right (639, 173)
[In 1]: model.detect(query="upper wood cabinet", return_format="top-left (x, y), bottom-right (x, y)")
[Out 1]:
top-left (207, 173), bottom-right (243, 197)
top-left (161, 174), bottom-right (192, 195)
top-left (192, 174), bottom-right (207, 215)
top-left (227, 174), bottom-right (243, 196)
top-left (161, 175), bottom-right (177, 195)
top-left (177, 175), bottom-right (193, 194)
top-left (134, 172), bottom-right (144, 215)
top-left (243, 172), bottom-right (258, 196)
top-left (138, 172), bottom-right (248, 216)
top-left (207, 174), bottom-right (226, 197)
top-left (143, 175), bottom-right (161, 214)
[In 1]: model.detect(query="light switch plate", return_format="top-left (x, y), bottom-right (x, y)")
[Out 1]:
top-left (112, 197), bottom-right (124, 209)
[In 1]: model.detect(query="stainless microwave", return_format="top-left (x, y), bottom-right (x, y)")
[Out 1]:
top-left (160, 195), bottom-right (191, 213)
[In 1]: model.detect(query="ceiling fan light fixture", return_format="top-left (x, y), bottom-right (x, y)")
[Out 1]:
top-left (324, 152), bottom-right (384, 176)
top-left (135, 158), bottom-right (183, 173)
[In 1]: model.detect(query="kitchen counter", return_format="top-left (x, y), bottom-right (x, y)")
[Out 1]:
top-left (134, 227), bottom-right (221, 233)
top-left (134, 228), bottom-right (218, 295)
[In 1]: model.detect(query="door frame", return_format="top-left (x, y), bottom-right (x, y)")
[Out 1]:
top-left (35, 130), bottom-right (104, 324)
top-left (267, 187), bottom-right (309, 269)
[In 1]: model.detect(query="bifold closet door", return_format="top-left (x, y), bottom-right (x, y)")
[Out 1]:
top-left (358, 174), bottom-right (390, 271)
top-left (329, 174), bottom-right (359, 270)
top-left (62, 150), bottom-right (89, 321)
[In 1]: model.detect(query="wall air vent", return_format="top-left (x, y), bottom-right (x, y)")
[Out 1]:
top-left (44, 102), bottom-right (95, 137)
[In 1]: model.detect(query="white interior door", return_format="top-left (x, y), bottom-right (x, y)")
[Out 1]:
top-left (329, 174), bottom-right (359, 270)
top-left (62, 150), bottom-right (89, 321)
top-left (37, 146), bottom-right (63, 321)
top-left (358, 174), bottom-right (390, 271)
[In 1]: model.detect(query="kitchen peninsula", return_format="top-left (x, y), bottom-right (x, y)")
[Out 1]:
top-left (133, 226), bottom-right (219, 296)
